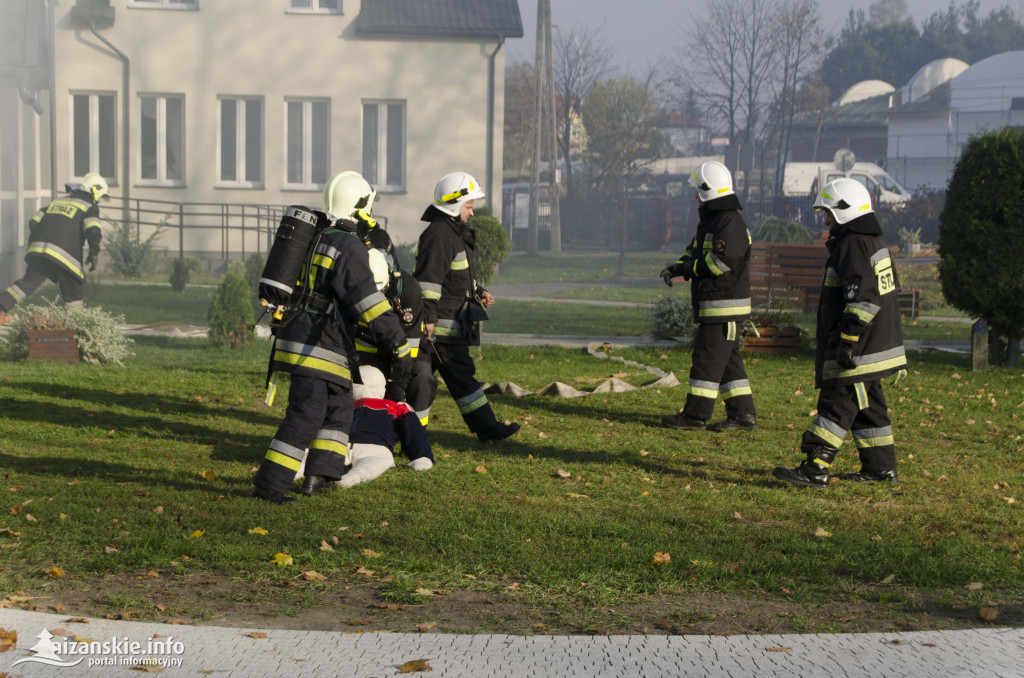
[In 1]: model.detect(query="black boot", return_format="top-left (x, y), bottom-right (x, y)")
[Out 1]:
top-left (661, 412), bottom-right (708, 430)
top-left (478, 421), bottom-right (521, 442)
top-left (708, 413), bottom-right (757, 432)
top-left (841, 469), bottom-right (899, 484)
top-left (772, 446), bottom-right (837, 488)
top-left (299, 475), bottom-right (335, 496)
top-left (252, 486), bottom-right (298, 504)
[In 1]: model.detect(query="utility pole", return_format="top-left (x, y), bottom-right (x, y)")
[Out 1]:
top-left (544, 0), bottom-right (561, 253)
top-left (528, 0), bottom-right (544, 256)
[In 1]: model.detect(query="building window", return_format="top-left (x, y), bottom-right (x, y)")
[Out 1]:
top-left (128, 0), bottom-right (199, 9)
top-left (362, 101), bottom-right (405, 191)
top-left (284, 99), bottom-right (329, 189)
top-left (70, 92), bottom-right (116, 183)
top-left (288, 0), bottom-right (341, 13)
top-left (139, 94), bottom-right (185, 186)
top-left (218, 97), bottom-right (263, 188)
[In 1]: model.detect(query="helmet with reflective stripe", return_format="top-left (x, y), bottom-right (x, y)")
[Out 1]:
top-left (81, 172), bottom-right (110, 202)
top-left (813, 177), bottom-right (873, 225)
top-left (323, 171), bottom-right (377, 221)
top-left (688, 161), bottom-right (734, 202)
top-left (432, 171), bottom-right (485, 217)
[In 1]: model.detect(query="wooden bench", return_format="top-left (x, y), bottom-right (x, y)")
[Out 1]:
top-left (750, 242), bottom-right (828, 313)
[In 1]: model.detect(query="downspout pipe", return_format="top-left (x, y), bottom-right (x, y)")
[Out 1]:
top-left (90, 21), bottom-right (130, 228)
top-left (47, 0), bottom-right (58, 200)
top-left (486, 33), bottom-right (505, 218)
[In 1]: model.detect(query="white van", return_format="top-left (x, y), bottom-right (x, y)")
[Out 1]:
top-left (783, 162), bottom-right (912, 206)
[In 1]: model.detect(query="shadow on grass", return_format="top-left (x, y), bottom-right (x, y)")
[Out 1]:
top-left (4, 381), bottom-right (273, 461)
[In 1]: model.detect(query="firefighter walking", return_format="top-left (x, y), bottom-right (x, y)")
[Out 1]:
top-left (773, 178), bottom-right (907, 488)
top-left (252, 176), bottom-right (411, 504)
top-left (659, 161), bottom-right (757, 432)
top-left (414, 171), bottom-right (519, 442)
top-left (0, 173), bottom-right (108, 317)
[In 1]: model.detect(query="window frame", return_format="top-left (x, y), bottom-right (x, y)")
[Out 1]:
top-left (283, 97), bottom-right (330, 191)
top-left (127, 0), bottom-right (199, 9)
top-left (362, 100), bottom-right (406, 193)
top-left (216, 95), bottom-right (264, 189)
top-left (138, 93), bottom-right (186, 188)
top-left (286, 0), bottom-right (342, 14)
top-left (68, 91), bottom-right (118, 185)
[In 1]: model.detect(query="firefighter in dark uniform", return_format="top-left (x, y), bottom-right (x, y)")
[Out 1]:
top-left (252, 180), bottom-right (412, 504)
top-left (0, 173), bottom-right (108, 316)
top-left (414, 171), bottom-right (520, 442)
top-left (355, 249), bottom-right (437, 428)
top-left (773, 178), bottom-right (907, 488)
top-left (659, 161), bottom-right (757, 432)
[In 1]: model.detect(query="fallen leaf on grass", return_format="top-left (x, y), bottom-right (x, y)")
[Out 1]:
top-left (414, 621), bottom-right (437, 632)
top-left (272, 553), bottom-right (293, 567)
top-left (52, 604), bottom-right (66, 613)
top-left (765, 646), bottom-right (791, 653)
top-left (398, 658), bottom-right (433, 673)
top-left (475, 465), bottom-right (487, 474)
top-left (319, 540), bottom-right (335, 552)
top-left (878, 574), bottom-right (896, 585)
top-left (0, 627), bottom-right (16, 652)
top-left (344, 618), bottom-right (373, 626)
top-left (374, 603), bottom-right (405, 611)
top-left (814, 527), bottom-right (832, 538)
top-left (567, 493), bottom-right (589, 499)
top-left (362, 549), bottom-right (382, 559)
top-left (247, 527), bottom-right (268, 535)
top-left (414, 588), bottom-right (436, 597)
top-left (556, 469), bottom-right (572, 478)
top-left (200, 470), bottom-right (217, 481)
top-left (186, 530), bottom-right (204, 540)
top-left (978, 606), bottom-right (1000, 622)
top-left (505, 582), bottom-right (519, 590)
top-left (44, 566), bottom-right (65, 579)
top-left (354, 566), bottom-right (375, 577)
top-left (651, 552), bottom-right (671, 566)
top-left (301, 570), bottom-right (327, 581)
top-left (965, 582), bottom-right (984, 591)
top-left (247, 632), bottom-right (267, 639)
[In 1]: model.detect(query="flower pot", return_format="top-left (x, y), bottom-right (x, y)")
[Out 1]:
top-left (906, 242), bottom-right (921, 255)
top-left (742, 325), bottom-right (801, 354)
top-left (27, 329), bottom-right (79, 363)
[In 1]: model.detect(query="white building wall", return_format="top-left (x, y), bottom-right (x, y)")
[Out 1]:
top-left (51, 0), bottom-right (506, 257)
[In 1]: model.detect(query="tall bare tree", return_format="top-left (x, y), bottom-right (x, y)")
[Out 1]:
top-left (552, 24), bottom-right (614, 200)
top-left (736, 0), bottom-right (781, 146)
top-left (503, 61), bottom-right (537, 179)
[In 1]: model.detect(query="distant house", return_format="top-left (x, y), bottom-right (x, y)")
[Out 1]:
top-left (788, 80), bottom-right (894, 167)
top-left (654, 110), bottom-right (710, 157)
top-left (0, 0), bottom-right (522, 285)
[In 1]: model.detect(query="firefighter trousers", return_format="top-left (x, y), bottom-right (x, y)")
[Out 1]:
top-left (801, 379), bottom-right (896, 474)
top-left (0, 259), bottom-right (84, 312)
top-left (431, 340), bottom-right (502, 435)
top-left (253, 374), bottom-right (353, 496)
top-left (683, 321), bottom-right (755, 421)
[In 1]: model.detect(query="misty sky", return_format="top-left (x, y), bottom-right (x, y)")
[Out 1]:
top-left (508, 0), bottom-right (1021, 75)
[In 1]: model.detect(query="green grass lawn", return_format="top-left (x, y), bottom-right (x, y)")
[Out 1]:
top-left (1, 338), bottom-right (1021, 632)
top-left (490, 251), bottom-right (673, 285)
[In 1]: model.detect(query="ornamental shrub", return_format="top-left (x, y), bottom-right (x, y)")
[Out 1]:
top-left (106, 218), bottom-right (166, 278)
top-left (752, 217), bottom-right (813, 243)
top-left (0, 302), bottom-right (134, 365)
top-left (244, 252), bottom-right (265, 297)
top-left (169, 258), bottom-right (191, 292)
top-left (651, 295), bottom-right (695, 340)
top-left (468, 208), bottom-right (511, 286)
top-left (939, 127), bottom-right (1024, 365)
top-left (208, 269), bottom-right (254, 349)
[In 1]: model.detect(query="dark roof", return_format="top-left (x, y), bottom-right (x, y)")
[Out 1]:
top-left (356, 0), bottom-right (523, 39)
top-left (791, 93), bottom-right (892, 130)
top-left (887, 82), bottom-right (951, 116)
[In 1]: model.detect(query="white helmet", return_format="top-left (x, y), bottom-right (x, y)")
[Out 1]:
top-left (813, 177), bottom-right (873, 225)
top-left (432, 171), bottom-right (485, 217)
top-left (688, 161), bottom-right (734, 202)
top-left (367, 248), bottom-right (390, 292)
top-left (81, 172), bottom-right (110, 202)
top-left (323, 171), bottom-right (377, 221)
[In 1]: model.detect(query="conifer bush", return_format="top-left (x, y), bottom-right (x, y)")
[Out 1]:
top-left (468, 208), bottom-right (511, 285)
top-left (208, 267), bottom-right (255, 349)
top-left (169, 257), bottom-right (191, 292)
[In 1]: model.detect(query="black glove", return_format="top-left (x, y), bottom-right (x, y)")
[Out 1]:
top-left (387, 354), bottom-right (413, 401)
top-left (835, 343), bottom-right (857, 369)
top-left (86, 251), bottom-right (98, 272)
top-left (660, 267), bottom-right (676, 287)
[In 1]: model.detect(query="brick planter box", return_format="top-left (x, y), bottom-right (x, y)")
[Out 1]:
top-left (27, 329), bottom-right (79, 363)
top-left (742, 325), bottom-right (802, 354)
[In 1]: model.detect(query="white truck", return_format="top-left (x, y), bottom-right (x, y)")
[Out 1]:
top-left (782, 162), bottom-right (912, 206)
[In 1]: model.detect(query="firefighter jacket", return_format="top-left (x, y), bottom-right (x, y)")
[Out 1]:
top-left (814, 213), bottom-right (906, 388)
top-left (26, 191), bottom-right (102, 280)
top-left (270, 227), bottom-right (410, 387)
top-left (670, 195), bottom-right (752, 324)
top-left (355, 270), bottom-right (426, 359)
top-left (351, 397), bottom-right (433, 464)
top-left (414, 206), bottom-right (487, 344)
